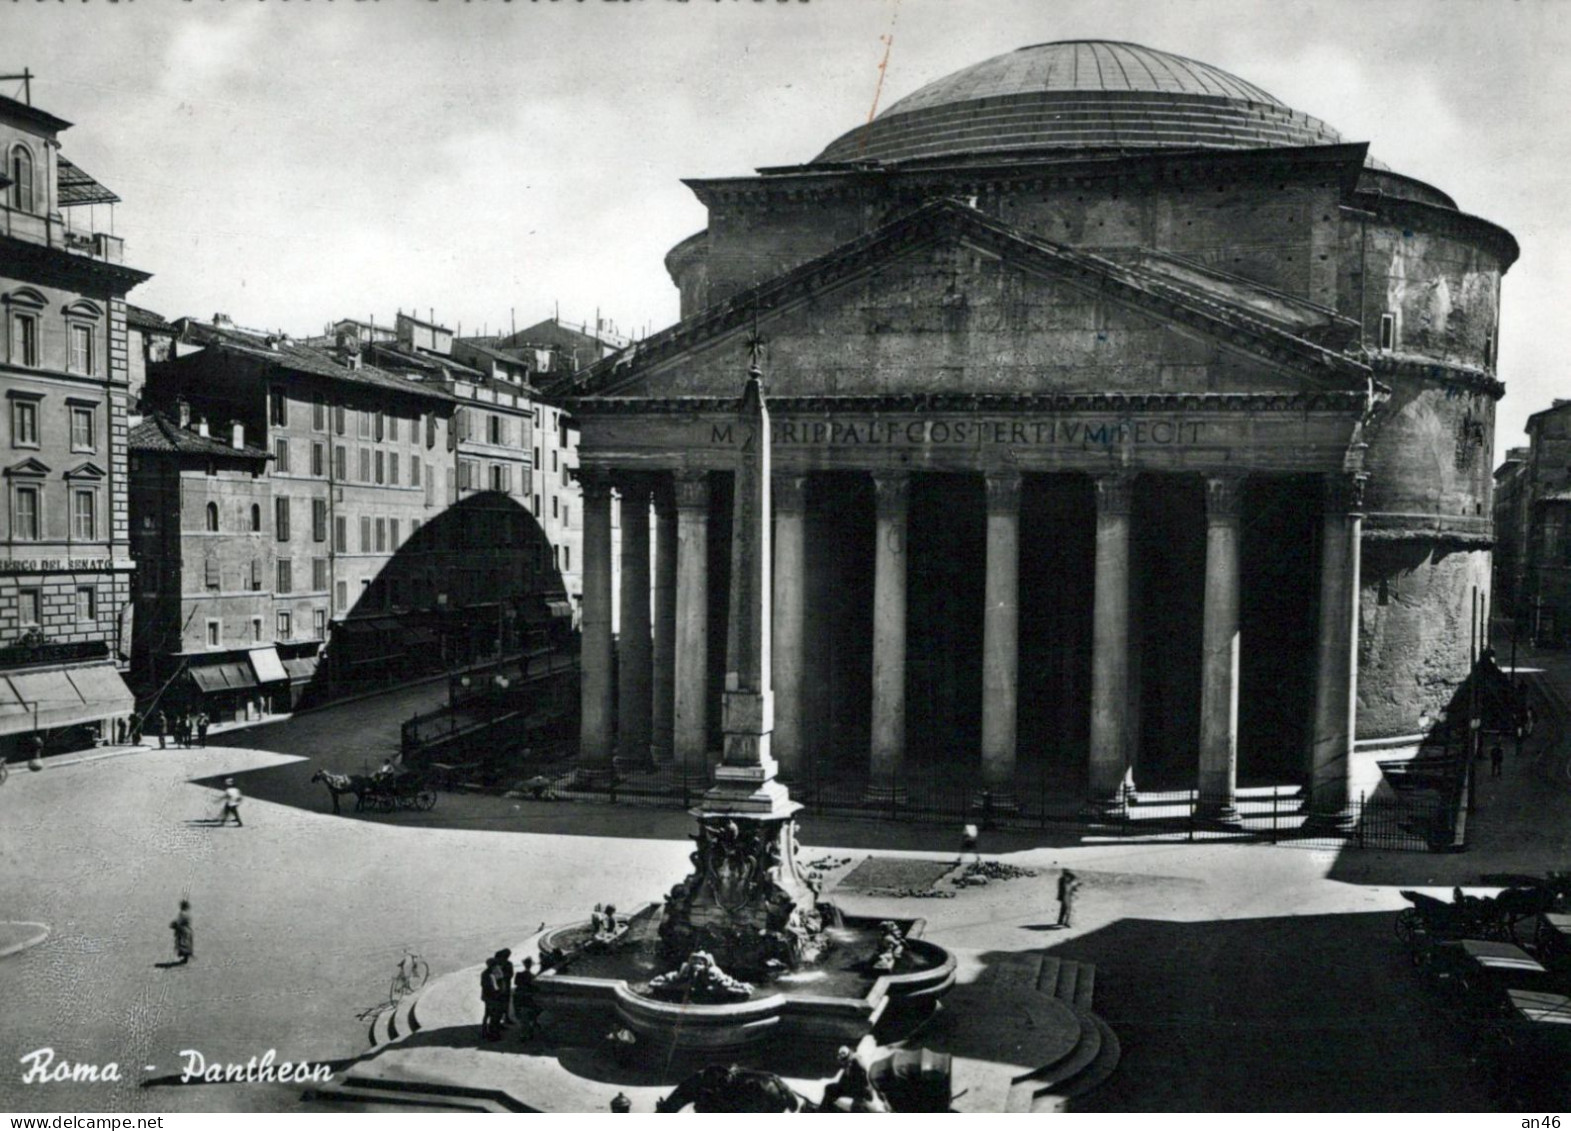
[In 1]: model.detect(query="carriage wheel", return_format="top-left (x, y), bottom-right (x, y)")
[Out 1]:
top-left (1395, 908), bottom-right (1421, 944)
top-left (417, 790), bottom-right (437, 811)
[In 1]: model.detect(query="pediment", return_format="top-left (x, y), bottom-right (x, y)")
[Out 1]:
top-left (64, 460), bottom-right (107, 480)
top-left (587, 201), bottom-right (1372, 402)
top-left (4, 457), bottom-right (51, 478)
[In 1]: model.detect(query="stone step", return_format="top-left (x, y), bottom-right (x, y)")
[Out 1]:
top-left (1035, 955), bottom-right (1062, 996)
top-left (1020, 1010), bottom-right (1102, 1097)
top-left (1053, 1014), bottom-right (1124, 1108)
top-left (1053, 960), bottom-right (1081, 1005)
top-left (1073, 963), bottom-right (1097, 1011)
top-left (309, 1079), bottom-right (517, 1113)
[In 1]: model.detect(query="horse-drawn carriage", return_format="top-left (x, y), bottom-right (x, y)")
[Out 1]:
top-left (1395, 875), bottom-right (1571, 959)
top-left (311, 768), bottom-right (436, 814)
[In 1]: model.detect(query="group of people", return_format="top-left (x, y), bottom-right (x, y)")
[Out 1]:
top-left (154, 709), bottom-right (211, 749)
top-left (480, 948), bottom-right (539, 1042)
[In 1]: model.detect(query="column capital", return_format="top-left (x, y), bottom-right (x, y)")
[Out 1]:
top-left (580, 467), bottom-right (614, 503)
top-left (872, 471), bottom-right (910, 520)
top-left (1323, 472), bottom-right (1369, 516)
top-left (985, 470), bottom-right (1023, 515)
top-left (1093, 471), bottom-right (1135, 517)
top-left (1204, 474), bottom-right (1246, 521)
top-left (674, 468), bottom-right (711, 511)
top-left (773, 473), bottom-right (807, 515)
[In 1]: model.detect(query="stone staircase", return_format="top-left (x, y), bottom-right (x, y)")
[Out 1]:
top-left (1003, 954), bottom-right (1121, 1112)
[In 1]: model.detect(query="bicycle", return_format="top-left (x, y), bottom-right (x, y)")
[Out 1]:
top-left (389, 948), bottom-right (430, 1005)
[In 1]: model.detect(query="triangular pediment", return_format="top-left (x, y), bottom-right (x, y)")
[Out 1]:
top-left (585, 200), bottom-right (1372, 402)
top-left (4, 457), bottom-right (51, 478)
top-left (64, 460), bottom-right (107, 480)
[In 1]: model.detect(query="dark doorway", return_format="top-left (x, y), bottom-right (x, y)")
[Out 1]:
top-left (802, 472), bottom-right (874, 777)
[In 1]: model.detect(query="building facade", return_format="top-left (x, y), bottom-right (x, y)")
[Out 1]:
top-left (127, 407), bottom-right (283, 719)
top-left (568, 41), bottom-right (1514, 817)
top-left (1494, 403), bottom-right (1571, 648)
top-left (0, 91), bottom-right (147, 757)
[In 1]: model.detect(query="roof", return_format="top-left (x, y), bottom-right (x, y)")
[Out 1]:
top-left (812, 39), bottom-right (1346, 166)
top-left (56, 155), bottom-right (119, 207)
top-left (0, 93), bottom-right (72, 136)
top-left (125, 303), bottom-right (175, 333)
top-left (129, 412), bottom-right (271, 459)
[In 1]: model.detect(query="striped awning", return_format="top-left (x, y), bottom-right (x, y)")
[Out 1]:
top-left (0, 662), bottom-right (135, 735)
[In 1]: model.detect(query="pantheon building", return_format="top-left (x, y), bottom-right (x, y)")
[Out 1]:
top-left (567, 40), bottom-right (1514, 821)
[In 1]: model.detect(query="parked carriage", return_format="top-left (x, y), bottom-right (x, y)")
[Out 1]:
top-left (359, 770), bottom-right (438, 813)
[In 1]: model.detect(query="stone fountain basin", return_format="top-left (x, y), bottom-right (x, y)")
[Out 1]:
top-left (533, 906), bottom-right (956, 1057)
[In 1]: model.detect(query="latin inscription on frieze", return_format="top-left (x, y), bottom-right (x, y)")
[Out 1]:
top-left (707, 418), bottom-right (1207, 449)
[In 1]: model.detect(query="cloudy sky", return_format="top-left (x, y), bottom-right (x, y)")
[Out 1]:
top-left (4, 0), bottom-right (1566, 448)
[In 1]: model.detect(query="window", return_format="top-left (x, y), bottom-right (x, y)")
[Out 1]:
top-left (312, 557), bottom-right (328, 590)
top-left (312, 396), bottom-right (327, 431)
top-left (411, 459), bottom-right (421, 487)
top-left (11, 397), bottom-right (39, 447)
top-left (388, 414), bottom-right (399, 442)
top-left (311, 498), bottom-right (327, 542)
top-left (425, 469), bottom-right (434, 506)
top-left (1485, 330), bottom-right (1496, 368)
top-left (357, 410), bottom-right (371, 439)
top-left (13, 485), bottom-right (39, 540)
top-left (553, 545), bottom-right (560, 570)
top-left (251, 617), bottom-right (263, 644)
top-left (69, 324), bottom-right (94, 375)
top-left (534, 448), bottom-right (541, 470)
top-left (250, 503), bottom-right (261, 532)
top-left (358, 448), bottom-right (371, 482)
top-left (250, 558), bottom-right (262, 591)
top-left (426, 413), bottom-right (436, 449)
top-left (389, 518), bottom-right (400, 548)
top-left (311, 442), bottom-right (325, 477)
top-left (375, 450), bottom-right (385, 485)
top-left (276, 559), bottom-right (293, 594)
top-left (335, 580), bottom-right (347, 612)
top-left (489, 415), bottom-right (503, 444)
top-left (389, 452), bottom-right (399, 486)
top-left (11, 311), bottom-right (37, 367)
top-left (334, 514), bottom-right (347, 552)
top-left (67, 405), bottom-right (95, 452)
top-left (276, 610), bottom-right (292, 639)
top-left (552, 496), bottom-right (559, 519)
top-left (334, 445), bottom-right (347, 481)
top-left (375, 517), bottom-right (387, 553)
top-left (563, 505), bottom-right (570, 527)
top-left (269, 388), bottom-right (289, 427)
top-left (360, 515), bottom-right (371, 551)
top-left (205, 557), bottom-right (219, 590)
top-left (17, 588), bottom-right (40, 625)
top-left (1379, 311), bottom-right (1396, 351)
top-left (274, 438), bottom-right (290, 473)
top-left (563, 545), bottom-right (570, 571)
top-left (552, 450), bottom-right (559, 472)
top-left (275, 497), bottom-right (291, 541)
top-left (8, 145), bottom-right (34, 212)
top-left (410, 518), bottom-right (421, 538)
top-left (76, 587), bottom-right (95, 622)
top-left (206, 620), bottom-right (221, 648)
top-left (375, 411), bottom-right (385, 442)
top-left (490, 464), bottom-right (509, 492)
top-left (73, 489), bottom-right (96, 540)
top-left (533, 494), bottom-right (540, 515)
top-left (334, 405), bottom-right (346, 436)
top-left (314, 608), bottom-right (326, 638)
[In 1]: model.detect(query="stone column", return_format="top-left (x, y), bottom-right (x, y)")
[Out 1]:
top-left (980, 470), bottom-right (1022, 808)
top-left (579, 469), bottom-right (615, 767)
top-left (772, 474), bottom-right (808, 780)
top-left (1088, 472), bottom-right (1134, 808)
top-left (615, 474), bottom-right (653, 769)
top-left (673, 470), bottom-right (711, 774)
top-left (866, 472), bottom-right (910, 804)
top-left (651, 479), bottom-right (677, 764)
top-left (1308, 472), bottom-right (1365, 825)
top-left (1197, 474), bottom-right (1244, 822)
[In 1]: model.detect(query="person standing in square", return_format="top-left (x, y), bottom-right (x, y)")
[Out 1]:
top-left (219, 778), bottom-right (244, 827)
top-left (170, 900), bottom-right (194, 964)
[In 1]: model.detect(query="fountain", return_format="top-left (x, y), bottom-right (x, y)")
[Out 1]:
top-left (532, 349), bottom-right (955, 1061)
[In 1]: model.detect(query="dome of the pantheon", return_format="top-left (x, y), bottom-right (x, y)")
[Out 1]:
top-left (813, 40), bottom-right (1347, 165)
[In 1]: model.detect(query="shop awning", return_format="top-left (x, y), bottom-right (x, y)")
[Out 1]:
top-left (0, 663), bottom-right (135, 736)
top-left (247, 647), bottom-right (288, 684)
top-left (188, 661), bottom-right (258, 694)
top-left (282, 657), bottom-right (319, 683)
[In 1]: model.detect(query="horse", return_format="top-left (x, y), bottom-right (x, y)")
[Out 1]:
top-left (311, 770), bottom-right (372, 814)
top-left (654, 1065), bottom-right (808, 1113)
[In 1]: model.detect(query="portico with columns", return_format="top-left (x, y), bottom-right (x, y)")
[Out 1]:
top-left (568, 201), bottom-right (1384, 819)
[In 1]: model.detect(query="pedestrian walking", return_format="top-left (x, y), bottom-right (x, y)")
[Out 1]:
top-left (156, 710), bottom-right (168, 750)
top-left (196, 712), bottom-right (210, 747)
top-left (513, 958), bottom-right (539, 1041)
top-left (218, 777), bottom-right (244, 827)
top-left (176, 713), bottom-right (190, 748)
top-left (170, 900), bottom-right (194, 964)
top-left (1056, 868), bottom-right (1079, 929)
top-left (1491, 742), bottom-right (1504, 778)
top-left (128, 710), bottom-right (143, 745)
top-left (480, 956), bottom-right (508, 1041)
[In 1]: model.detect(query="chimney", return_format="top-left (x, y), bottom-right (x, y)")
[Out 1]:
top-left (176, 398), bottom-right (191, 428)
top-left (212, 313), bottom-right (232, 328)
top-left (197, 417), bottom-right (210, 439)
top-left (230, 420), bottom-right (245, 449)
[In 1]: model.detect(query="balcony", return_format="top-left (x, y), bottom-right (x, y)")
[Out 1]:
top-left (0, 206), bottom-right (125, 264)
